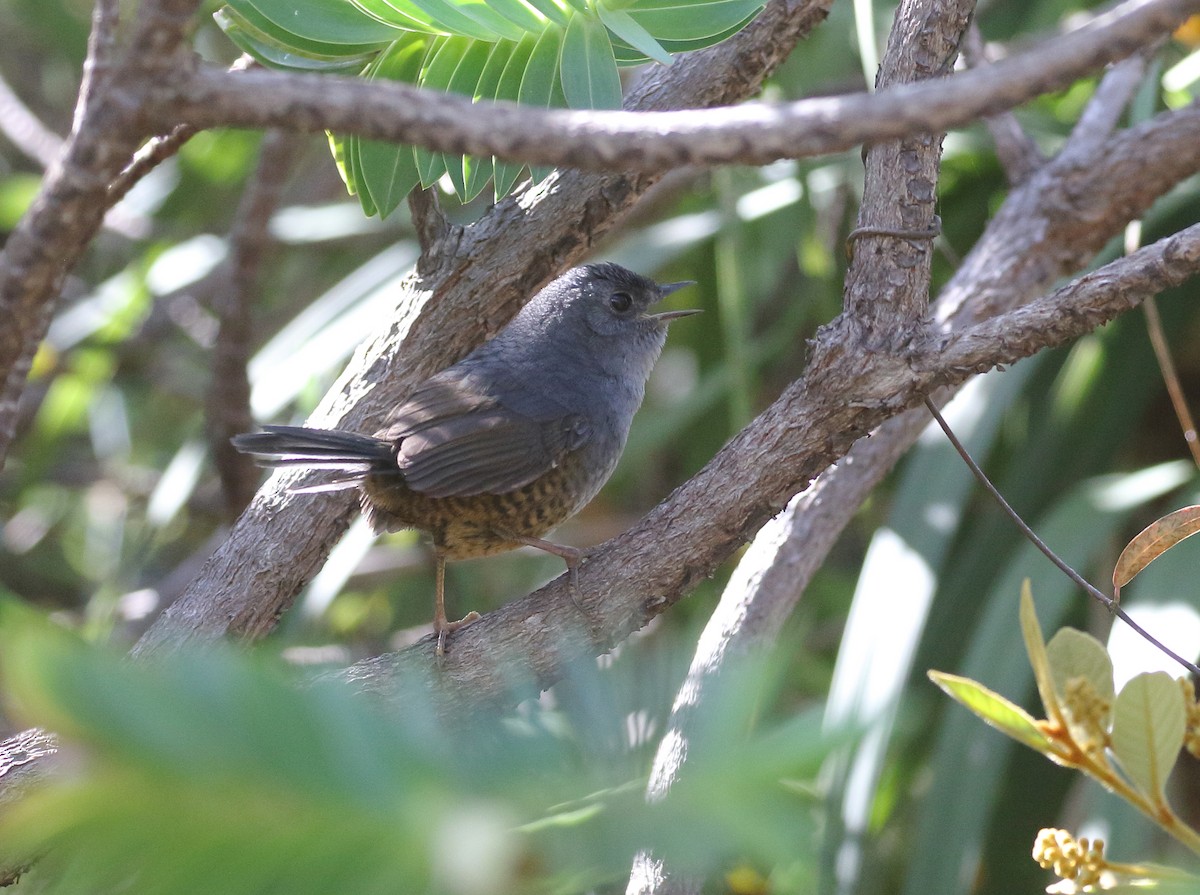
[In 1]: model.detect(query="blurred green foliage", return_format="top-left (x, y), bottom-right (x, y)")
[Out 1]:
top-left (2, 0), bottom-right (1200, 891)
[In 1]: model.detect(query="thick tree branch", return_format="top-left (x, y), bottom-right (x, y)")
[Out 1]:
top-left (340, 222), bottom-right (1200, 714)
top-left (0, 0), bottom-right (204, 466)
top-left (130, 0), bottom-right (833, 658)
top-left (629, 0), bottom-right (970, 887)
top-left (148, 0), bottom-right (1198, 172)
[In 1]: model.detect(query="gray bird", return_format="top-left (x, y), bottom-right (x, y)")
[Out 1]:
top-left (233, 263), bottom-right (697, 654)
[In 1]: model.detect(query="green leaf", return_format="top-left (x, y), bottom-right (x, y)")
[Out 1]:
top-left (461, 40), bottom-right (518, 202)
top-left (596, 4), bottom-right (672, 64)
top-left (482, 0), bottom-right (549, 33)
top-left (346, 136), bottom-right (379, 216)
top-left (560, 13), bottom-right (622, 110)
top-left (215, 7), bottom-right (377, 71)
top-left (413, 36), bottom-right (462, 187)
top-left (927, 671), bottom-right (1052, 753)
top-left (1110, 671), bottom-right (1186, 805)
top-left (357, 37), bottom-right (429, 216)
top-left (623, 0), bottom-right (766, 41)
top-left (491, 31), bottom-right (539, 199)
top-left (236, 0), bottom-right (404, 44)
top-left (561, 0), bottom-right (589, 13)
top-left (1046, 627), bottom-right (1115, 716)
top-left (1019, 580), bottom-right (1064, 727)
top-left (349, 0), bottom-right (443, 33)
top-left (519, 24), bottom-right (565, 183)
top-left (442, 39), bottom-right (496, 199)
top-left (452, 0), bottom-right (531, 41)
top-left (610, 11), bottom-right (754, 63)
top-left (523, 0), bottom-right (571, 27)
top-left (403, 0), bottom-right (506, 39)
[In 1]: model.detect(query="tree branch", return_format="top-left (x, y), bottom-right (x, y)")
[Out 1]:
top-left (129, 0), bottom-right (834, 658)
top-left (148, 0), bottom-right (1198, 171)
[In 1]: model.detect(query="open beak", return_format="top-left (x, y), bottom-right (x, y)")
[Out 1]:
top-left (649, 280), bottom-right (701, 322)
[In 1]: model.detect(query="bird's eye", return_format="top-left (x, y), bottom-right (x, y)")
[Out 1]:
top-left (609, 292), bottom-right (633, 313)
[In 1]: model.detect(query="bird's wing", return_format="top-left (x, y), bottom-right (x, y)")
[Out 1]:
top-left (380, 372), bottom-right (591, 498)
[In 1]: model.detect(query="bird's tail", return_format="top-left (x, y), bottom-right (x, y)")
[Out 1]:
top-left (231, 425), bottom-right (393, 492)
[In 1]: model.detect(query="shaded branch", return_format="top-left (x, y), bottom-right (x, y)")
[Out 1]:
top-left (340, 222), bottom-right (1200, 714)
top-left (207, 130), bottom-right (300, 519)
top-left (148, 0), bottom-right (1197, 172)
top-left (130, 0), bottom-right (834, 658)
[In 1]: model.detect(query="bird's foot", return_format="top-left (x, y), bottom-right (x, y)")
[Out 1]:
top-left (435, 610), bottom-right (482, 658)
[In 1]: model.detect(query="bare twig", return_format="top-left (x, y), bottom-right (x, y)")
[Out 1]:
top-left (960, 23), bottom-right (1044, 183)
top-left (923, 397), bottom-right (1200, 676)
top-left (151, 0), bottom-right (1197, 173)
top-left (207, 130), bottom-right (300, 518)
top-left (1142, 296), bottom-right (1200, 468)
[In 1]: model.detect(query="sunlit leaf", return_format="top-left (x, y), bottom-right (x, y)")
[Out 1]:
top-left (522, 0), bottom-right (570, 27)
top-left (413, 36), bottom-right (461, 187)
top-left (519, 24), bottom-right (565, 183)
top-left (1110, 671), bottom-right (1186, 804)
top-left (442, 39), bottom-right (495, 198)
top-left (461, 40), bottom-right (517, 201)
top-left (483, 0), bottom-right (548, 33)
top-left (622, 0), bottom-right (766, 41)
top-left (215, 7), bottom-right (377, 71)
top-left (560, 13), bottom-right (622, 110)
top-left (928, 671), bottom-right (1052, 753)
top-left (349, 0), bottom-right (443, 33)
top-left (403, 0), bottom-right (505, 39)
top-left (596, 3), bottom-right (672, 64)
top-left (235, 0), bottom-right (403, 44)
top-left (1045, 628), bottom-right (1114, 697)
top-left (1019, 581), bottom-right (1065, 728)
top-left (357, 37), bottom-right (430, 216)
top-left (491, 31), bottom-right (539, 199)
top-left (452, 0), bottom-right (530, 41)
top-left (1113, 505), bottom-right (1200, 590)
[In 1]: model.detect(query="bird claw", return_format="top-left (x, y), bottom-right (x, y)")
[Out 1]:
top-left (435, 611), bottom-right (482, 658)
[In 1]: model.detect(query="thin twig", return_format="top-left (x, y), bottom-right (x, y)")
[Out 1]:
top-left (1142, 295), bottom-right (1200, 468)
top-left (924, 397), bottom-right (1200, 677)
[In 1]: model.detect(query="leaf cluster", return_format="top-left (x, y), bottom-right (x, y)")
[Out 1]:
top-left (217, 0), bottom-right (768, 211)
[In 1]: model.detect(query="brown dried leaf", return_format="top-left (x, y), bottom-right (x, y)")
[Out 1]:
top-left (1113, 506), bottom-right (1200, 590)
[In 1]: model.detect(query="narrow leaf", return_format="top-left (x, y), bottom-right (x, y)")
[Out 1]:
top-left (483, 0), bottom-right (549, 33)
top-left (1110, 671), bottom-right (1186, 804)
top-left (239, 0), bottom-right (403, 44)
top-left (442, 39), bottom-right (496, 199)
top-left (518, 24), bottom-right (564, 183)
top-left (622, 0), bottom-right (766, 41)
top-left (402, 0), bottom-right (504, 39)
top-left (414, 36), bottom-right (460, 187)
top-left (560, 13), bottom-right (622, 110)
top-left (596, 4), bottom-right (672, 64)
top-left (215, 7), bottom-right (377, 71)
top-left (347, 136), bottom-right (379, 217)
top-left (1019, 581), bottom-right (1065, 727)
top-left (462, 40), bottom-right (517, 201)
top-left (928, 671), bottom-right (1052, 753)
top-left (610, 11), bottom-right (755, 62)
top-left (452, 0), bottom-right (529, 41)
top-left (491, 32), bottom-right (539, 199)
top-left (1114, 505), bottom-right (1200, 589)
top-left (523, 0), bottom-right (570, 27)
top-left (349, 0), bottom-right (443, 33)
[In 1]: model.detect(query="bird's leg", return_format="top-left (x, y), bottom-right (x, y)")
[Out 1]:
top-left (506, 533), bottom-right (590, 614)
top-left (432, 549), bottom-right (480, 658)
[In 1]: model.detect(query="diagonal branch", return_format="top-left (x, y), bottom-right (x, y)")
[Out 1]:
top-left (340, 222), bottom-right (1200, 715)
top-left (130, 0), bottom-right (834, 658)
top-left (148, 0), bottom-right (1199, 171)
